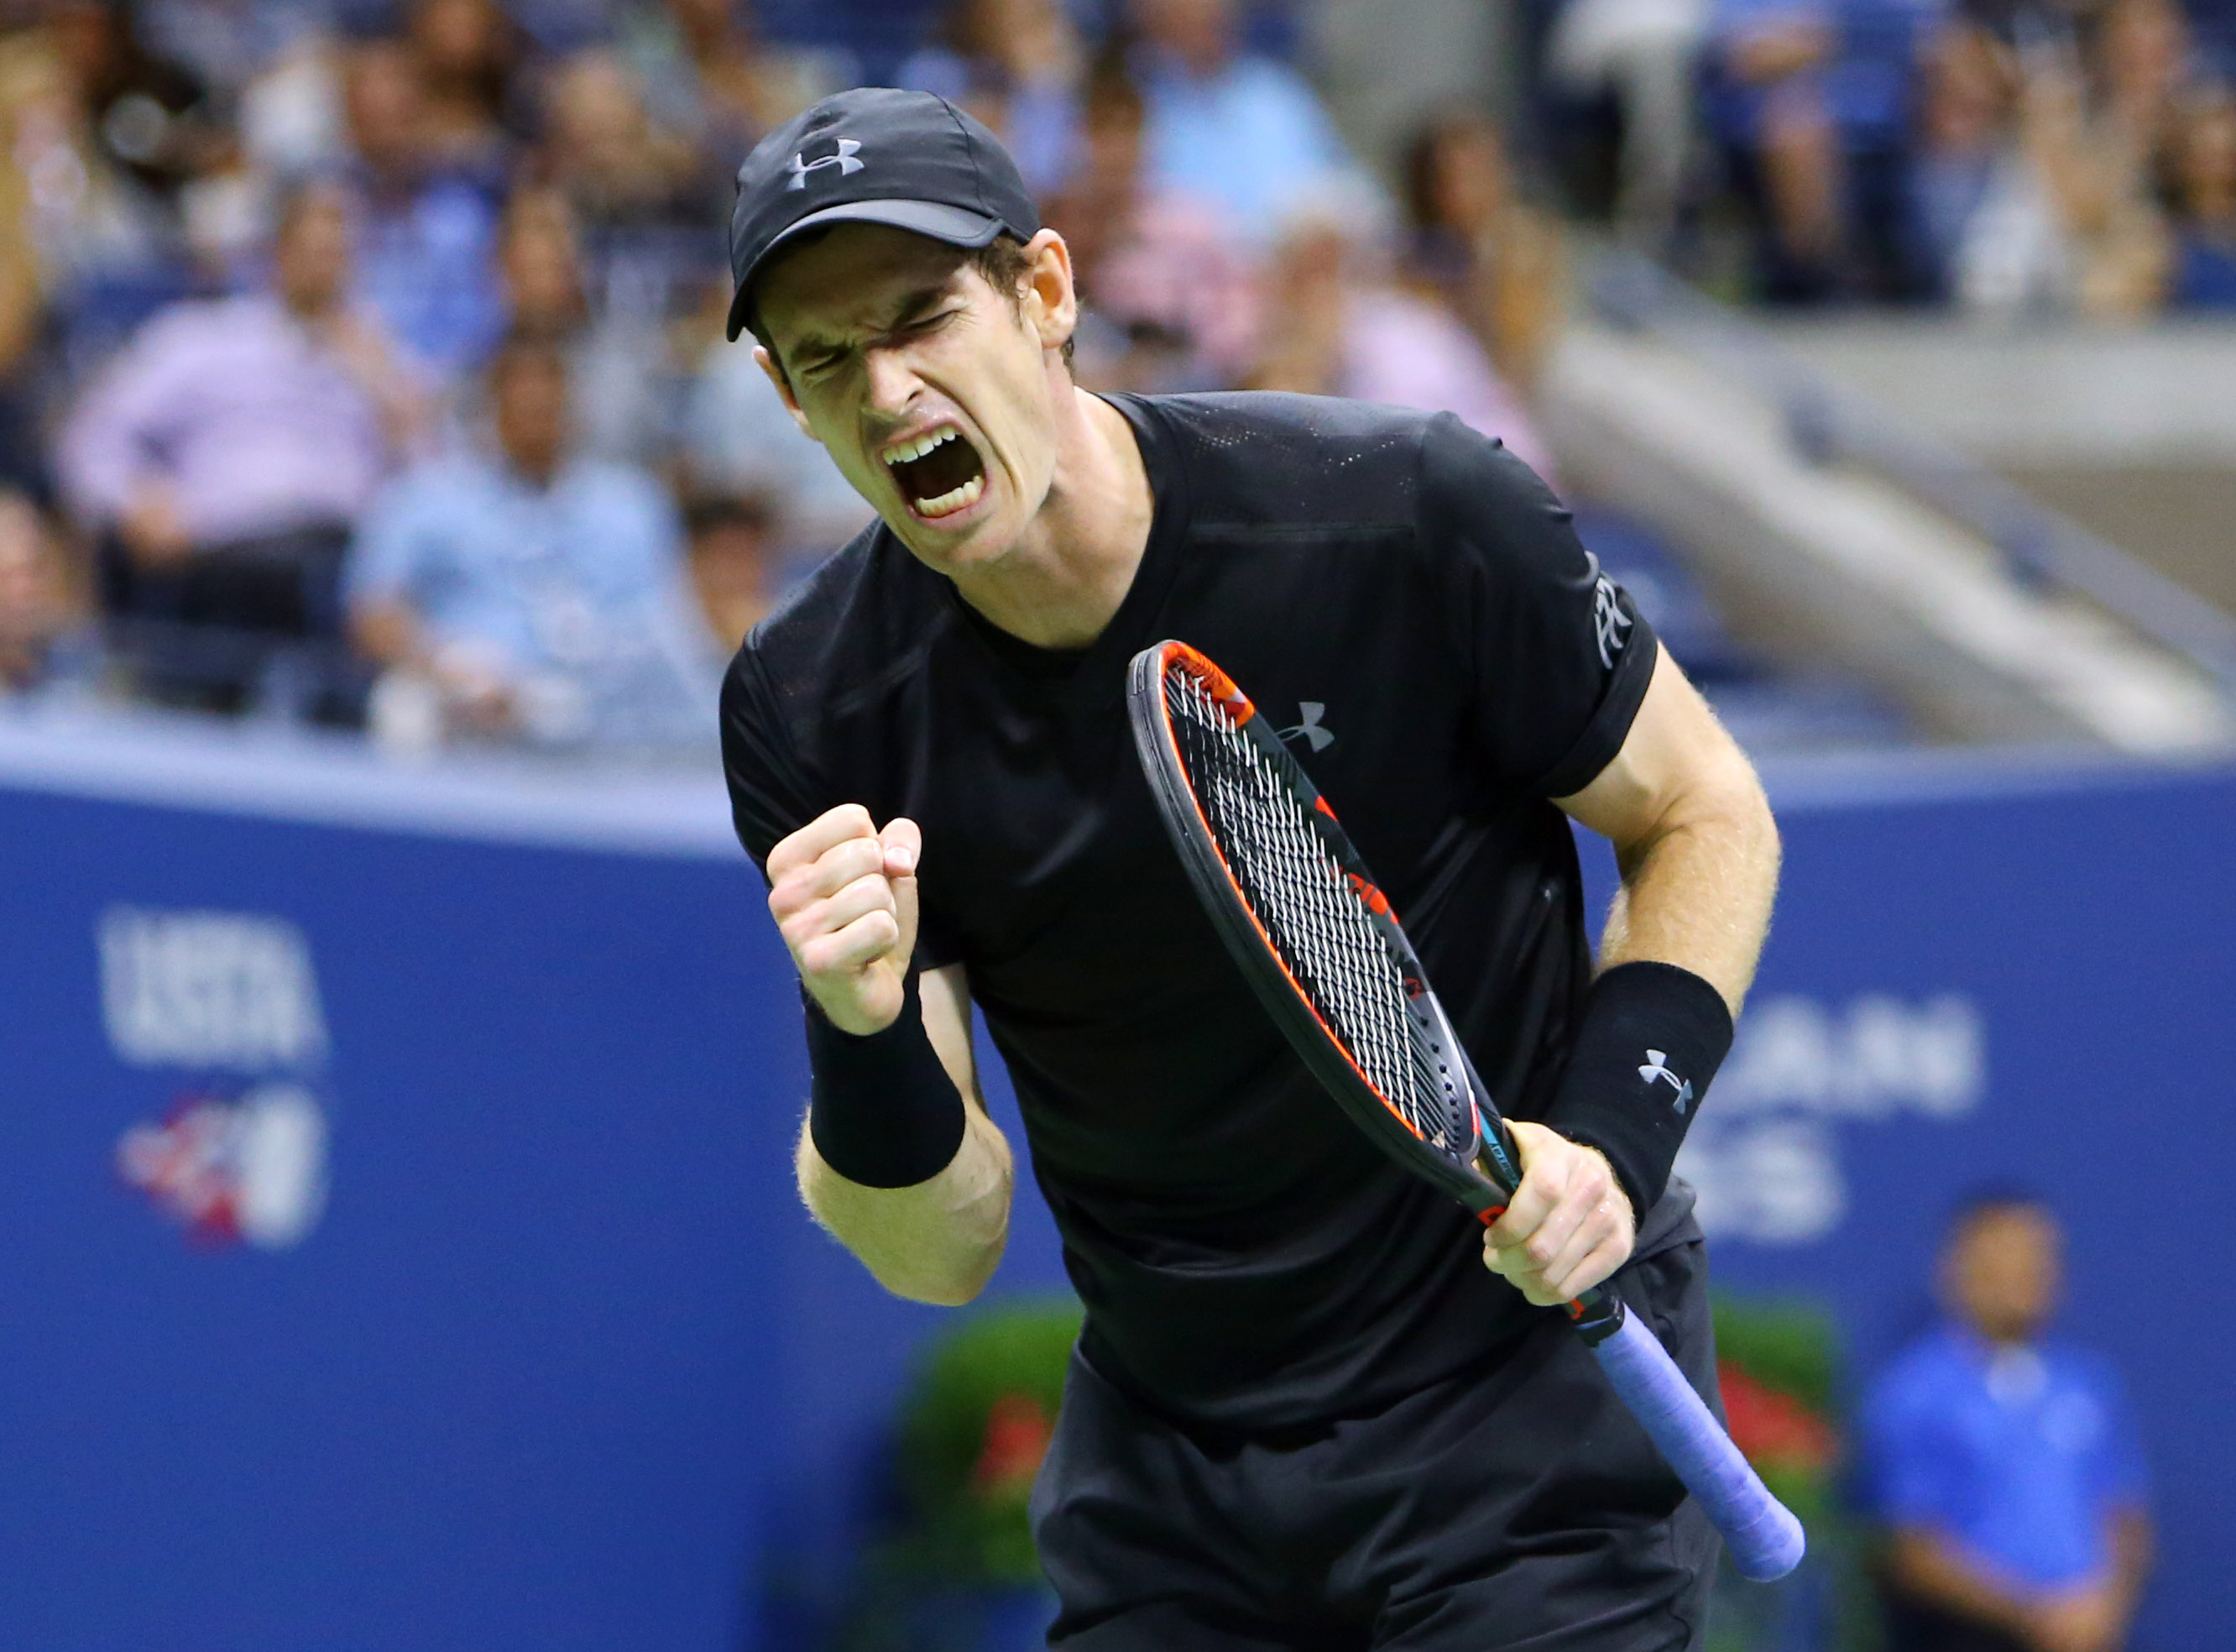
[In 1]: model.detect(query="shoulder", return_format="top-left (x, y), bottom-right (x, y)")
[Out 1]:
top-left (1131, 390), bottom-right (1436, 532)
top-left (1866, 1328), bottom-right (1970, 1419)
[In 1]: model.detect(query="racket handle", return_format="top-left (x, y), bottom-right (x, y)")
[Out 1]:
top-left (1588, 1308), bottom-right (1807, 1582)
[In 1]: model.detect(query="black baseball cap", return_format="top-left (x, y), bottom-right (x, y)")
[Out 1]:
top-left (725, 87), bottom-right (1042, 344)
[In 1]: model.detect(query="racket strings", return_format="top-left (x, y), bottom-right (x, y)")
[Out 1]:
top-left (1166, 671), bottom-right (1463, 1153)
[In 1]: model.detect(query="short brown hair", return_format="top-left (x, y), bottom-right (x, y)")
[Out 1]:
top-left (748, 233), bottom-right (1074, 380)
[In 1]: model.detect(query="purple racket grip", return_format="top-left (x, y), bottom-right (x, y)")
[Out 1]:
top-left (1591, 1311), bottom-right (1807, 1581)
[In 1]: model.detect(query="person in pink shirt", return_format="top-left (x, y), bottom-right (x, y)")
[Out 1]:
top-left (57, 180), bottom-right (426, 703)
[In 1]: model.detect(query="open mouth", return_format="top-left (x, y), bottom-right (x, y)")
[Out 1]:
top-left (882, 426), bottom-right (987, 520)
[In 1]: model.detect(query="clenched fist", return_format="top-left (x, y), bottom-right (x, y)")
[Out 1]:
top-left (1481, 1120), bottom-right (1636, 1305)
top-left (766, 803), bottom-right (922, 1034)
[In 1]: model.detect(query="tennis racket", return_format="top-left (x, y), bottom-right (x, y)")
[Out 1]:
top-left (1126, 639), bottom-right (1805, 1583)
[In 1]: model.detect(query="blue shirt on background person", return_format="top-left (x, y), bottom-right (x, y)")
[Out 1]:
top-left (1862, 1325), bottom-right (2149, 1590)
top-left (1857, 1191), bottom-right (2152, 1652)
top-left (347, 337), bottom-right (718, 754)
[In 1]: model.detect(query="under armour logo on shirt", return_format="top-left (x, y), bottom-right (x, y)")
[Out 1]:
top-left (786, 138), bottom-right (864, 189)
top-left (1278, 702), bottom-right (1335, 753)
top-left (1638, 1050), bottom-right (1694, 1115)
top-left (1582, 551), bottom-right (1633, 671)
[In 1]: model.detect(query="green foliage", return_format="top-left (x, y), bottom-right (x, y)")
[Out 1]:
top-left (886, 1297), bottom-right (1084, 1587)
top-left (1711, 1294), bottom-right (1841, 1412)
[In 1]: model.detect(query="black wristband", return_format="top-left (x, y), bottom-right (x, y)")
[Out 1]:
top-left (1543, 961), bottom-right (1734, 1220)
top-left (804, 971), bottom-right (966, 1189)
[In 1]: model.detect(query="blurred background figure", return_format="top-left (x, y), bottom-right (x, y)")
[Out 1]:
top-left (404, 0), bottom-right (515, 183)
top-left (339, 39), bottom-right (506, 378)
top-left (491, 184), bottom-right (675, 466)
top-left (680, 485), bottom-right (779, 651)
top-left (1859, 1192), bottom-right (2153, 1652)
top-left (348, 332), bottom-right (717, 752)
top-left (2165, 82), bottom-right (2236, 306)
top-left (900, 0), bottom-right (1084, 196)
top-left (0, 486), bottom-right (93, 694)
top-left (56, 179), bottom-right (423, 709)
top-left (1248, 197), bottom-right (1555, 478)
top-left (1540, 0), bottom-right (1707, 248)
top-left (1400, 112), bottom-right (1567, 400)
top-left (532, 45), bottom-right (702, 317)
top-left (616, 0), bottom-right (849, 180)
top-left (1128, 0), bottom-right (1364, 245)
top-left (1042, 53), bottom-right (1260, 393)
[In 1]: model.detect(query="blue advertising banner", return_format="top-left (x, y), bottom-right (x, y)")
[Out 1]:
top-left (0, 721), bottom-right (2228, 1649)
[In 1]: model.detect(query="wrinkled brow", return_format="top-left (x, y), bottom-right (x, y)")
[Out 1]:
top-left (789, 280), bottom-right (959, 361)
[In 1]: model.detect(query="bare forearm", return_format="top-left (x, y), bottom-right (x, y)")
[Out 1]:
top-left (796, 1100), bottom-right (1014, 1305)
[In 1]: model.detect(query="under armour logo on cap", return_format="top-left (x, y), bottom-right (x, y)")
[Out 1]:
top-left (786, 137), bottom-right (864, 189)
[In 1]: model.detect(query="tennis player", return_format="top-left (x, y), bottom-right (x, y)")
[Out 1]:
top-left (720, 88), bottom-right (1781, 1650)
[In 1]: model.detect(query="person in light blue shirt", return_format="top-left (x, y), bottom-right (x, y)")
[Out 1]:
top-left (348, 333), bottom-right (719, 752)
top-left (1128, 0), bottom-right (1361, 245)
top-left (1859, 1191), bottom-right (2152, 1652)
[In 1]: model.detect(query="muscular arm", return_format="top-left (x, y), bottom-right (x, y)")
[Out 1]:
top-left (769, 805), bottom-right (1016, 1307)
top-left (1483, 649), bottom-right (1778, 1303)
top-left (1557, 648), bottom-right (1780, 1017)
top-left (794, 963), bottom-right (1016, 1305)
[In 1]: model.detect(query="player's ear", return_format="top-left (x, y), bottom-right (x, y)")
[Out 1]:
top-left (1021, 228), bottom-right (1077, 359)
top-left (755, 344), bottom-right (818, 443)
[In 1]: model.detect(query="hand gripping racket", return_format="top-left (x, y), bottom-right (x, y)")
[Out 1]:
top-left (1126, 640), bottom-right (1805, 1583)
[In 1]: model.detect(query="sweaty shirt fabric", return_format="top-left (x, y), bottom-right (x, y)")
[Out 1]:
top-left (722, 391), bottom-right (1662, 1433)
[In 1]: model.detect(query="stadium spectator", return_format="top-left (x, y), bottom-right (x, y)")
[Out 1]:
top-left (0, 43), bottom-right (50, 504)
top-left (405, 0), bottom-right (515, 183)
top-left (1401, 112), bottom-right (1567, 398)
top-left (533, 47), bottom-right (705, 312)
top-left (0, 488), bottom-right (93, 693)
top-left (340, 39), bottom-right (506, 377)
top-left (56, 180), bottom-right (425, 697)
top-left (1040, 55), bottom-right (1259, 393)
top-left (1860, 1191), bottom-right (2153, 1652)
top-left (1128, 0), bottom-right (1364, 245)
top-left (2166, 84), bottom-right (2236, 304)
top-left (615, 0), bottom-right (847, 169)
top-left (491, 185), bottom-right (675, 464)
top-left (1909, 20), bottom-right (2017, 299)
top-left (348, 332), bottom-right (717, 750)
top-left (681, 487), bottom-right (779, 651)
top-left (1967, 39), bottom-right (2169, 316)
top-left (1247, 201), bottom-right (1555, 478)
top-left (1540, 0), bottom-right (1708, 246)
top-left (0, 15), bottom-right (188, 376)
top-left (1704, 0), bottom-right (1847, 298)
top-left (900, 0), bottom-right (1085, 196)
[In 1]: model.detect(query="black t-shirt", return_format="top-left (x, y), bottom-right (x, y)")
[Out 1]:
top-left (722, 393), bottom-right (1662, 1433)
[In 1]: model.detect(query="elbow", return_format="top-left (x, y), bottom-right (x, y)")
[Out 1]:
top-left (875, 1230), bottom-right (1009, 1307)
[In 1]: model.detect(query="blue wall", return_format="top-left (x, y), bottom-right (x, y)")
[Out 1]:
top-left (0, 749), bottom-right (2228, 1648)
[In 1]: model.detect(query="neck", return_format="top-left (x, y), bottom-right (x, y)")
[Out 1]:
top-left (947, 384), bottom-right (1152, 651)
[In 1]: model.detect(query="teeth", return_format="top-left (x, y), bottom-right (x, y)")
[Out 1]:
top-left (913, 472), bottom-right (984, 519)
top-left (883, 428), bottom-right (957, 467)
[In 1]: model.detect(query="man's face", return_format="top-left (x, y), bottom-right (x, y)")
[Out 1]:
top-left (276, 193), bottom-right (353, 315)
top-left (755, 224), bottom-right (1068, 578)
top-left (1942, 1205), bottom-right (2061, 1344)
top-left (494, 353), bottom-right (571, 478)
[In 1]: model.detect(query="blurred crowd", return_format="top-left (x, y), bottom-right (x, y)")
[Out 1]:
top-left (0, 0), bottom-right (2228, 753)
top-left (1554, 0), bottom-right (2236, 309)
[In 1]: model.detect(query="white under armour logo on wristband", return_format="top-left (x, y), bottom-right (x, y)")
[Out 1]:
top-left (1638, 1050), bottom-right (1694, 1115)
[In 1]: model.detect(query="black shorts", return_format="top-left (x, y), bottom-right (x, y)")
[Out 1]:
top-left (1030, 1230), bottom-right (1720, 1652)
